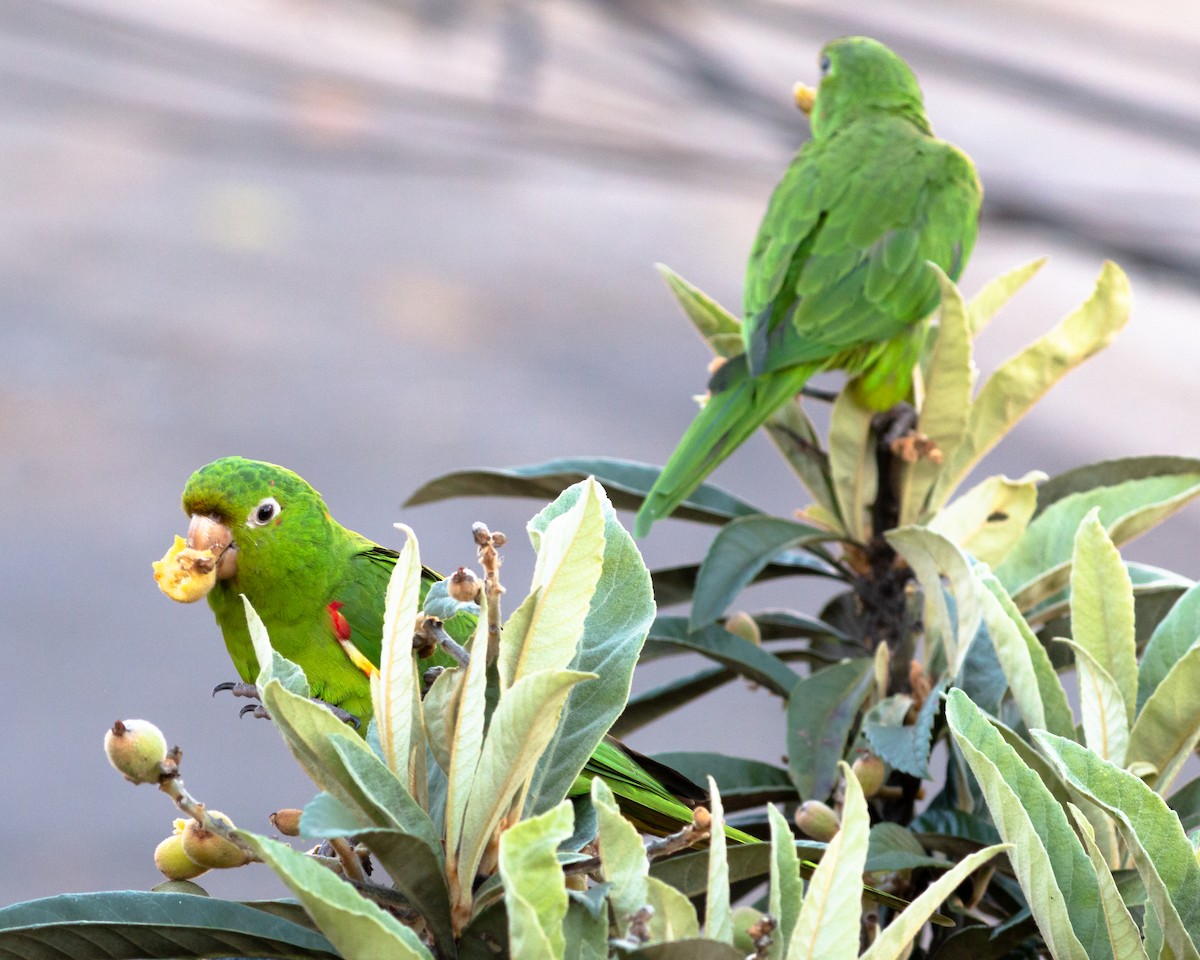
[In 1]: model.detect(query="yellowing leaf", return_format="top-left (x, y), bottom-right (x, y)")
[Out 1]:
top-left (928, 472), bottom-right (1045, 567)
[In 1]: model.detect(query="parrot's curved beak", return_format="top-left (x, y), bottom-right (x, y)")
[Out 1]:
top-left (187, 514), bottom-right (238, 579)
top-left (793, 82), bottom-right (816, 116)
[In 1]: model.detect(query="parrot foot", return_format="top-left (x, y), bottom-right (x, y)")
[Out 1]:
top-left (213, 681), bottom-right (360, 728)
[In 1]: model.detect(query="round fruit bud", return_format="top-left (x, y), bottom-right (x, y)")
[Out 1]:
top-left (794, 800), bottom-right (840, 842)
top-left (181, 811), bottom-right (252, 870)
top-left (270, 808), bottom-right (303, 837)
top-left (852, 753), bottom-right (886, 798)
top-left (154, 833), bottom-right (209, 881)
top-left (448, 567), bottom-right (482, 603)
top-left (104, 719), bottom-right (168, 784)
top-left (724, 612), bottom-right (760, 646)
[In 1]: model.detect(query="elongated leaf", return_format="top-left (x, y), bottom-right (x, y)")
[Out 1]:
top-left (967, 256), bottom-right (1047, 337)
top-left (648, 617), bottom-right (798, 696)
top-left (787, 659), bottom-right (873, 801)
top-left (499, 801), bottom-right (574, 960)
top-left (705, 778), bottom-right (733, 944)
top-left (241, 833), bottom-right (433, 960)
top-left (886, 527), bottom-right (978, 674)
top-left (1069, 510), bottom-right (1136, 727)
top-left (458, 670), bottom-right (593, 896)
top-left (406, 458), bottom-right (763, 527)
top-left (501, 478), bottom-right (605, 690)
top-left (787, 761), bottom-right (869, 960)
top-left (932, 261), bottom-right (1131, 507)
top-left (861, 844), bottom-right (1011, 960)
top-left (655, 263), bottom-right (741, 346)
top-left (828, 389), bottom-right (877, 544)
top-left (945, 690), bottom-right (1106, 960)
top-left (0, 892), bottom-right (339, 960)
top-left (1138, 580), bottom-right (1200, 710)
top-left (767, 804), bottom-right (801, 960)
top-left (1035, 456), bottom-right (1200, 518)
top-left (373, 524), bottom-right (424, 792)
top-left (864, 676), bottom-right (948, 779)
top-left (866, 823), bottom-right (950, 872)
top-left (325, 738), bottom-right (439, 854)
top-left (1126, 639), bottom-right (1200, 794)
top-left (927, 472), bottom-right (1044, 568)
top-left (650, 554), bottom-right (841, 608)
top-left (1034, 732), bottom-right (1200, 960)
top-left (645, 878), bottom-right (701, 943)
top-left (764, 401), bottom-right (840, 523)
top-left (244, 598), bottom-right (310, 697)
top-left (1057, 640), bottom-right (1129, 766)
top-left (689, 516), bottom-right (842, 629)
top-left (902, 267), bottom-right (974, 526)
top-left (650, 842), bottom-right (823, 898)
top-left (975, 570), bottom-right (1075, 738)
top-left (1066, 804), bottom-right (1148, 960)
top-left (996, 473), bottom-right (1200, 610)
top-left (1167, 778), bottom-right (1200, 832)
top-left (592, 776), bottom-right (650, 935)
top-left (627, 942), bottom-right (743, 960)
top-left (524, 480), bottom-right (655, 816)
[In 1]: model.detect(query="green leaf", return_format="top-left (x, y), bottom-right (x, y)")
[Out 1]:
top-left (501, 477), bottom-right (606, 690)
top-left (689, 516), bottom-right (842, 629)
top-left (0, 891), bottom-right (339, 960)
top-left (866, 823), bottom-right (951, 872)
top-left (1034, 732), bottom-right (1200, 960)
top-left (927, 471), bottom-right (1045, 568)
top-left (1066, 804), bottom-right (1149, 960)
top-left (458, 669), bottom-right (594, 897)
top-left (767, 804), bottom-right (802, 960)
top-left (787, 761), bottom-right (870, 960)
top-left (645, 878), bottom-right (701, 943)
top-left (1055, 640), bottom-right (1129, 766)
top-left (763, 401), bottom-right (840, 524)
top-left (1126, 638), bottom-right (1200, 794)
top-left (863, 676), bottom-right (949, 779)
top-left (592, 776), bottom-right (650, 936)
top-left (1035, 456), bottom-right (1200, 518)
top-left (932, 261), bottom-right (1132, 508)
top-left (240, 833), bottom-right (434, 960)
top-left (498, 800), bottom-right (574, 960)
top-left (974, 570), bottom-right (1075, 738)
top-left (945, 689), bottom-right (1108, 960)
top-left (861, 844), bottom-right (1012, 960)
top-left (626, 941), bottom-right (743, 960)
top-left (786, 659), bottom-right (873, 801)
top-left (244, 597), bottom-right (309, 697)
top-left (655, 263), bottom-right (741, 348)
top-left (828, 388), bottom-right (877, 544)
top-left (1138, 580), bottom-right (1200, 711)
top-left (967, 256), bottom-right (1047, 337)
top-left (902, 266), bottom-right (975, 525)
top-left (996, 473), bottom-right (1200, 611)
top-left (886, 527), bottom-right (978, 674)
top-left (371, 523), bottom-right (424, 794)
top-left (705, 778), bottom-right (733, 944)
top-left (1068, 510), bottom-right (1136, 728)
top-left (648, 617), bottom-right (799, 696)
top-left (405, 457), bottom-right (763, 527)
top-left (650, 554), bottom-right (841, 608)
top-left (563, 894), bottom-right (609, 960)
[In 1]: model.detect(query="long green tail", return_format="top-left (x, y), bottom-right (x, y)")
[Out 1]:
top-left (634, 356), bottom-right (818, 537)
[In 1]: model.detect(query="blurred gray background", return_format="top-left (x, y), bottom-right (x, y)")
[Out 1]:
top-left (2, 0), bottom-right (1198, 905)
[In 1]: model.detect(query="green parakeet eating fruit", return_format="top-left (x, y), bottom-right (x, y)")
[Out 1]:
top-left (634, 37), bottom-right (982, 537)
top-left (157, 456), bottom-right (746, 838)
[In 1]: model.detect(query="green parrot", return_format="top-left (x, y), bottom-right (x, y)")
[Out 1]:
top-left (634, 37), bottom-right (982, 537)
top-left (163, 455), bottom-right (745, 840)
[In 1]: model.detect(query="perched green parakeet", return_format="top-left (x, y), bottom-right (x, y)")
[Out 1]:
top-left (162, 456), bottom-right (743, 840)
top-left (635, 37), bottom-right (982, 537)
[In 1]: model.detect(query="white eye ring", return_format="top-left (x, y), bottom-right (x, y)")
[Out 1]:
top-left (247, 497), bottom-right (281, 527)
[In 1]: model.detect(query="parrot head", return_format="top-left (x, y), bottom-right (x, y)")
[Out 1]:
top-left (174, 456), bottom-right (335, 601)
top-left (809, 37), bottom-right (929, 139)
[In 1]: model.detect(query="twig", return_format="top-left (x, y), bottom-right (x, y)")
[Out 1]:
top-left (472, 522), bottom-right (507, 662)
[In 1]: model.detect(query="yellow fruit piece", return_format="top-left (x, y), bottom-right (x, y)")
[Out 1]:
top-left (793, 82), bottom-right (816, 115)
top-left (154, 833), bottom-right (209, 881)
top-left (153, 535), bottom-right (218, 603)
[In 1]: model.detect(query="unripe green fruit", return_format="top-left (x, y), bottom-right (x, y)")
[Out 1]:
top-left (154, 834), bottom-right (209, 881)
top-left (104, 719), bottom-right (168, 784)
top-left (794, 799), bottom-right (840, 842)
top-left (852, 752), bottom-right (886, 798)
top-left (181, 812), bottom-right (252, 869)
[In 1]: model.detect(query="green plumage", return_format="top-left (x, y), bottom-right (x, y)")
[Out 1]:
top-left (635, 37), bottom-right (982, 537)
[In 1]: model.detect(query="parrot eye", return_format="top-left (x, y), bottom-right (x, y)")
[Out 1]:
top-left (247, 497), bottom-right (281, 527)
top-left (820, 55), bottom-right (832, 74)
